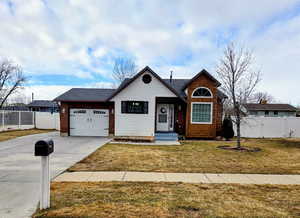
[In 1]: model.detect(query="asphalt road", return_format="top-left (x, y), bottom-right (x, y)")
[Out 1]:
top-left (0, 132), bottom-right (110, 218)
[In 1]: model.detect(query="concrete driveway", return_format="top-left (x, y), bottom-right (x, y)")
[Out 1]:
top-left (0, 131), bottom-right (110, 218)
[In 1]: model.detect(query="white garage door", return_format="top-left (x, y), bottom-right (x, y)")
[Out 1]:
top-left (69, 108), bottom-right (109, 136)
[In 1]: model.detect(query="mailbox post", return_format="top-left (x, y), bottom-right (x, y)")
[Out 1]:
top-left (35, 139), bottom-right (54, 210)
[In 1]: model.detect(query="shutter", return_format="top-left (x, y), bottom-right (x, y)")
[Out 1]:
top-left (121, 101), bottom-right (127, 113)
top-left (144, 101), bottom-right (148, 114)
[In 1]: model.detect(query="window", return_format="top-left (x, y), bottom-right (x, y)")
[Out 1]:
top-left (74, 110), bottom-right (86, 114)
top-left (191, 102), bottom-right (212, 124)
top-left (142, 74), bottom-right (152, 84)
top-left (192, 87), bottom-right (212, 98)
top-left (265, 110), bottom-right (269, 116)
top-left (121, 101), bottom-right (148, 114)
top-left (93, 110), bottom-right (106, 114)
top-left (158, 114), bottom-right (167, 123)
top-left (274, 111), bottom-right (278, 116)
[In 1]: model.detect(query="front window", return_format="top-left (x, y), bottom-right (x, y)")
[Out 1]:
top-left (191, 103), bottom-right (212, 124)
top-left (121, 101), bottom-right (148, 114)
top-left (265, 111), bottom-right (269, 116)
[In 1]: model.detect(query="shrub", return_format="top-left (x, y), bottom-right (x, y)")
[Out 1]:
top-left (222, 116), bottom-right (234, 140)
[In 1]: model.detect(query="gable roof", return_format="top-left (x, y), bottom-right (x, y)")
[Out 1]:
top-left (54, 88), bottom-right (115, 102)
top-left (182, 69), bottom-right (221, 89)
top-left (243, 103), bottom-right (297, 112)
top-left (28, 100), bottom-right (58, 108)
top-left (107, 66), bottom-right (186, 101)
top-left (54, 66), bottom-right (227, 102)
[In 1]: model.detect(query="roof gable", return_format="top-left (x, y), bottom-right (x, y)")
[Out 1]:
top-left (107, 66), bottom-right (186, 101)
top-left (183, 69), bottom-right (221, 89)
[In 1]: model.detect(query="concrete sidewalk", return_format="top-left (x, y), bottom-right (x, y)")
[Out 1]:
top-left (54, 171), bottom-right (300, 185)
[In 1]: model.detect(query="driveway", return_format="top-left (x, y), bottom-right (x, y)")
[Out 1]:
top-left (0, 131), bottom-right (110, 218)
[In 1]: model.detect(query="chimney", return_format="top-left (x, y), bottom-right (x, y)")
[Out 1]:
top-left (170, 70), bottom-right (173, 83)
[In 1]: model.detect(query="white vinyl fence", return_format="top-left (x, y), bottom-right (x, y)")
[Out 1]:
top-left (0, 110), bottom-right (60, 131)
top-left (235, 117), bottom-right (300, 138)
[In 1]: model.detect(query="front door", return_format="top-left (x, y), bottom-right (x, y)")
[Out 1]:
top-left (156, 104), bottom-right (174, 132)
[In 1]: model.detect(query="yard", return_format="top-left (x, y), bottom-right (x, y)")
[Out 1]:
top-left (33, 182), bottom-right (300, 218)
top-left (0, 129), bottom-right (54, 142)
top-left (69, 138), bottom-right (300, 174)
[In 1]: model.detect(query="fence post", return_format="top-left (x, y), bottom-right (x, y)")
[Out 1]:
top-left (18, 111), bottom-right (21, 129)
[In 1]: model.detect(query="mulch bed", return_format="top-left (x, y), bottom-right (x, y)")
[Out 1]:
top-left (217, 145), bottom-right (261, 152)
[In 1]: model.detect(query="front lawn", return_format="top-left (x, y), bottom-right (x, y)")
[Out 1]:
top-left (69, 138), bottom-right (300, 174)
top-left (0, 129), bottom-right (54, 142)
top-left (33, 182), bottom-right (300, 218)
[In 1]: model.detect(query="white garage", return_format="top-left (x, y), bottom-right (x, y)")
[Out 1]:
top-left (69, 108), bottom-right (109, 136)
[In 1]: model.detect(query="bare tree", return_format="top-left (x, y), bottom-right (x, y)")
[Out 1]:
top-left (112, 57), bottom-right (137, 85)
top-left (0, 59), bottom-right (26, 108)
top-left (250, 91), bottom-right (275, 103)
top-left (216, 43), bottom-right (261, 149)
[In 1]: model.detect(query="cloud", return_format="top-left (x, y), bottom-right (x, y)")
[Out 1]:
top-left (0, 0), bottom-right (300, 104)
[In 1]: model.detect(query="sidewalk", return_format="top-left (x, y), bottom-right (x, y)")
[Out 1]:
top-left (54, 171), bottom-right (300, 185)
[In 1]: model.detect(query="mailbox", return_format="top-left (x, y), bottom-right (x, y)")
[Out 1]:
top-left (35, 139), bottom-right (54, 156)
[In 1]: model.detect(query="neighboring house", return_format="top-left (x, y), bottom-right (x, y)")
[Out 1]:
top-left (2, 104), bottom-right (30, 111)
top-left (28, 100), bottom-right (59, 113)
top-left (243, 103), bottom-right (297, 117)
top-left (54, 66), bottom-right (227, 140)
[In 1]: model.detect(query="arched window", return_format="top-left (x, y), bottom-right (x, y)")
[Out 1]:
top-left (192, 87), bottom-right (212, 98)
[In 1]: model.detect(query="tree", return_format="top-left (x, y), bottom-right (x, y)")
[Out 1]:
top-left (216, 43), bottom-right (261, 149)
top-left (251, 91), bottom-right (275, 103)
top-left (0, 59), bottom-right (26, 108)
top-left (222, 116), bottom-right (234, 140)
top-left (112, 57), bottom-right (137, 85)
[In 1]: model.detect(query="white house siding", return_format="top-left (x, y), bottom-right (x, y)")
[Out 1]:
top-left (111, 71), bottom-right (176, 136)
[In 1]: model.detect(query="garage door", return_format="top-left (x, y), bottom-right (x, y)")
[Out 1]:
top-left (69, 109), bottom-right (109, 136)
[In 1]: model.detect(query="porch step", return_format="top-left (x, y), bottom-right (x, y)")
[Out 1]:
top-left (155, 132), bottom-right (178, 141)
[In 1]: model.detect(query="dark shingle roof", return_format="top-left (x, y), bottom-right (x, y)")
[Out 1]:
top-left (243, 104), bottom-right (297, 112)
top-left (54, 88), bottom-right (115, 102)
top-left (28, 100), bottom-right (58, 108)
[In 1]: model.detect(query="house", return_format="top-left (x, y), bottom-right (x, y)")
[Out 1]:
top-left (243, 102), bottom-right (297, 117)
top-left (28, 100), bottom-right (59, 113)
top-left (2, 104), bottom-right (30, 111)
top-left (54, 66), bottom-right (227, 140)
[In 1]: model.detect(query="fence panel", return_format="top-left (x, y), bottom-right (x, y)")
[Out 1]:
top-left (0, 110), bottom-right (60, 131)
top-left (21, 111), bottom-right (34, 125)
top-left (35, 112), bottom-right (60, 130)
top-left (235, 116), bottom-right (300, 138)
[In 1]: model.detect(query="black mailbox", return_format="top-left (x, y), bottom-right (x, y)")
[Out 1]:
top-left (35, 139), bottom-right (54, 156)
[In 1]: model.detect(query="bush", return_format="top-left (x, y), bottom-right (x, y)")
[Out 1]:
top-left (222, 117), bottom-right (234, 140)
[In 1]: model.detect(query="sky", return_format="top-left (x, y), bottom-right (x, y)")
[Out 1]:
top-left (0, 0), bottom-right (300, 105)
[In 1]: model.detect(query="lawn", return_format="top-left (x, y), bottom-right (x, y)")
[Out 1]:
top-left (33, 182), bottom-right (300, 218)
top-left (69, 138), bottom-right (300, 174)
top-left (0, 129), bottom-right (54, 142)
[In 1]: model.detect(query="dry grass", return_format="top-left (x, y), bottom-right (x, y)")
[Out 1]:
top-left (0, 129), bottom-right (54, 142)
top-left (69, 138), bottom-right (300, 174)
top-left (33, 182), bottom-right (300, 218)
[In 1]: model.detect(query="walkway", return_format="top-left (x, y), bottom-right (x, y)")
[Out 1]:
top-left (54, 171), bottom-right (300, 185)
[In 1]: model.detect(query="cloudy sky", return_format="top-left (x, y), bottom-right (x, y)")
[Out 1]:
top-left (1, 0), bottom-right (300, 105)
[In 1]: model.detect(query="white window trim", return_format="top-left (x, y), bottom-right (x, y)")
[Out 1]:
top-left (191, 102), bottom-right (213, 124)
top-left (191, 87), bottom-right (213, 98)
